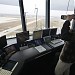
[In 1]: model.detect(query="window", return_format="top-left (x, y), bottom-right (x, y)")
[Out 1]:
top-left (50, 0), bottom-right (74, 34)
top-left (23, 0), bottom-right (46, 34)
top-left (0, 0), bottom-right (22, 38)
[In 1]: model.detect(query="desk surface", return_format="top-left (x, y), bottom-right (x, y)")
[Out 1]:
top-left (9, 39), bottom-right (64, 75)
top-left (9, 47), bottom-right (39, 62)
top-left (11, 61), bottom-right (24, 75)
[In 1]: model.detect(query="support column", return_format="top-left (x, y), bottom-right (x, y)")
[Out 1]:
top-left (45, 0), bottom-right (50, 28)
top-left (19, 0), bottom-right (27, 31)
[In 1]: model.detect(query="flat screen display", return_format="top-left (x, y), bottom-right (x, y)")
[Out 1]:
top-left (16, 31), bottom-right (29, 44)
top-left (50, 28), bottom-right (57, 36)
top-left (33, 30), bottom-right (42, 40)
top-left (0, 35), bottom-right (7, 49)
top-left (42, 29), bottom-right (50, 37)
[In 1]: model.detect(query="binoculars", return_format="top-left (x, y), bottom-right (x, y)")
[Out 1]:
top-left (61, 15), bottom-right (75, 20)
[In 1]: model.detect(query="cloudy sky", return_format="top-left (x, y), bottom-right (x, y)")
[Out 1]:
top-left (0, 0), bottom-right (74, 16)
top-left (0, 0), bottom-right (46, 15)
top-left (51, 0), bottom-right (74, 11)
top-left (0, 0), bottom-right (19, 6)
top-left (0, 0), bottom-right (74, 10)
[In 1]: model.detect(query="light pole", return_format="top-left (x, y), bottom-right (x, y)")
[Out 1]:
top-left (24, 12), bottom-right (28, 24)
top-left (35, 7), bottom-right (38, 30)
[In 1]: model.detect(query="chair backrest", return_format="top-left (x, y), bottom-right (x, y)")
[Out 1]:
top-left (16, 31), bottom-right (29, 47)
top-left (4, 44), bottom-right (19, 54)
top-left (4, 44), bottom-right (19, 60)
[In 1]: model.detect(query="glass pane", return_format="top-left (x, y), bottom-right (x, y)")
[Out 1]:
top-left (23, 0), bottom-right (46, 34)
top-left (0, 0), bottom-right (22, 38)
top-left (50, 0), bottom-right (74, 34)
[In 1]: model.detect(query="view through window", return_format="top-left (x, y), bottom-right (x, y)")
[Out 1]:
top-left (50, 0), bottom-right (74, 34)
top-left (0, 0), bottom-right (22, 38)
top-left (23, 0), bottom-right (46, 34)
top-left (0, 0), bottom-right (74, 38)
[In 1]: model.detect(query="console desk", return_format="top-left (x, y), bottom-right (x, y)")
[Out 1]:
top-left (1, 39), bottom-right (64, 75)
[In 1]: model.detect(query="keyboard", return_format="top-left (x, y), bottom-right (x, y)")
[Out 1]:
top-left (47, 43), bottom-right (54, 48)
top-left (0, 69), bottom-right (12, 75)
top-left (51, 39), bottom-right (62, 44)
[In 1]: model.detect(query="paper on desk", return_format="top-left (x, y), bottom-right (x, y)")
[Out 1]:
top-left (51, 39), bottom-right (62, 44)
top-left (35, 45), bottom-right (46, 53)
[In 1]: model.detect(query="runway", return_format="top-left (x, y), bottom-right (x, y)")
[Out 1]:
top-left (0, 18), bottom-right (42, 37)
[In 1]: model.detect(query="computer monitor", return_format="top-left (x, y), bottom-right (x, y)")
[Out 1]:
top-left (50, 28), bottom-right (57, 36)
top-left (33, 30), bottom-right (42, 40)
top-left (16, 31), bottom-right (29, 46)
top-left (0, 35), bottom-right (7, 49)
top-left (42, 28), bottom-right (50, 37)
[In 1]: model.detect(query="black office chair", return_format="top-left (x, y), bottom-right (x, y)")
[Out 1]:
top-left (70, 63), bottom-right (75, 75)
top-left (4, 44), bottom-right (19, 60)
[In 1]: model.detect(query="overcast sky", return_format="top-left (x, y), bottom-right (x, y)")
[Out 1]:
top-left (51, 0), bottom-right (74, 11)
top-left (0, 0), bottom-right (74, 16)
top-left (0, 0), bottom-right (19, 6)
top-left (0, 0), bottom-right (46, 16)
top-left (0, 0), bottom-right (74, 10)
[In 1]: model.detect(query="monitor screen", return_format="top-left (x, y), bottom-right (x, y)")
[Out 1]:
top-left (50, 28), bottom-right (57, 36)
top-left (42, 29), bottom-right (50, 37)
top-left (33, 30), bottom-right (42, 40)
top-left (0, 35), bottom-right (7, 48)
top-left (16, 31), bottom-right (29, 44)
